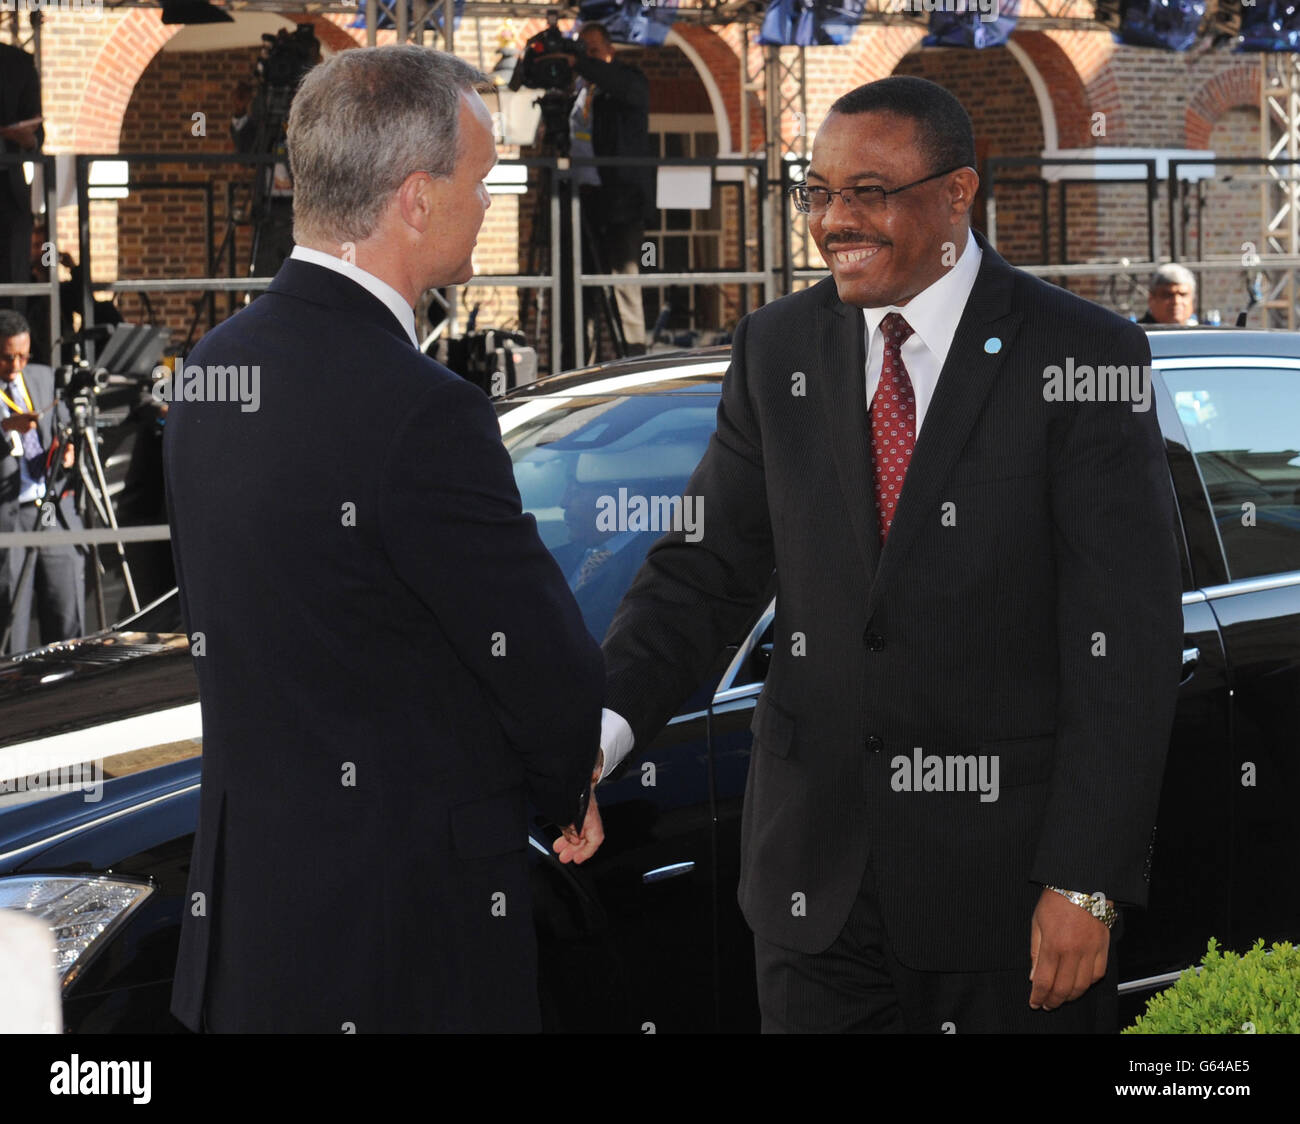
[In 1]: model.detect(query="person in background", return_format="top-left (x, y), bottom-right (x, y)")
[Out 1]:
top-left (0, 43), bottom-right (42, 321)
top-left (570, 22), bottom-right (654, 355)
top-left (1139, 263), bottom-right (1197, 325)
top-left (0, 309), bottom-right (82, 654)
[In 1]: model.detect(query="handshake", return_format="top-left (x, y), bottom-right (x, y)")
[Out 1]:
top-left (553, 748), bottom-right (605, 865)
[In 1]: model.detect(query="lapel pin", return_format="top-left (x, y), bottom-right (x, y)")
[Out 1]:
top-left (984, 337), bottom-right (1002, 354)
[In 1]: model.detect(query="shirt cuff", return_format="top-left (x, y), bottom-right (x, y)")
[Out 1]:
top-left (598, 708), bottom-right (635, 782)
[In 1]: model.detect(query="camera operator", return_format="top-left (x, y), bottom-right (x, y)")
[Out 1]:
top-left (0, 309), bottom-right (83, 654)
top-left (569, 23), bottom-right (654, 354)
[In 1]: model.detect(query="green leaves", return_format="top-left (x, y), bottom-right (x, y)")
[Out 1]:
top-left (1125, 938), bottom-right (1300, 1034)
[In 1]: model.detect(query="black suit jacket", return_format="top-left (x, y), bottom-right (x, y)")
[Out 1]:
top-left (602, 234), bottom-right (1182, 970)
top-left (0, 363), bottom-right (60, 511)
top-left (573, 53), bottom-right (654, 224)
top-left (163, 258), bottom-right (603, 1032)
top-left (0, 44), bottom-right (41, 214)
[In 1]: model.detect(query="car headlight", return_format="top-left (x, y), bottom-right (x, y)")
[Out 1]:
top-left (0, 875), bottom-right (154, 987)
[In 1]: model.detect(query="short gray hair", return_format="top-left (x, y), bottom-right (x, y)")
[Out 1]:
top-left (1150, 263), bottom-right (1196, 291)
top-left (287, 45), bottom-right (488, 245)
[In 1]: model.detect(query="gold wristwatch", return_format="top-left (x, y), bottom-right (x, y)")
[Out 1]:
top-left (1045, 886), bottom-right (1117, 929)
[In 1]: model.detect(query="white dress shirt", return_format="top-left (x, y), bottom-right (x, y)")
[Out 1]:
top-left (289, 245), bottom-right (419, 348)
top-left (596, 229), bottom-right (983, 782)
top-left (2, 373), bottom-right (46, 505)
top-left (863, 227), bottom-right (981, 432)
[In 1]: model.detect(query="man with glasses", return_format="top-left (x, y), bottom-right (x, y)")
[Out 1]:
top-left (576, 76), bottom-right (1182, 1033)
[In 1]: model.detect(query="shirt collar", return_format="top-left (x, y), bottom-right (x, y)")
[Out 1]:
top-left (289, 245), bottom-right (419, 348)
top-left (861, 228), bottom-right (981, 368)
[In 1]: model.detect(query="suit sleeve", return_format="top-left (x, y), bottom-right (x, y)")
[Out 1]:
top-left (603, 312), bottom-right (776, 749)
top-left (376, 375), bottom-right (603, 826)
top-left (1029, 322), bottom-right (1183, 907)
top-left (16, 50), bottom-right (41, 151)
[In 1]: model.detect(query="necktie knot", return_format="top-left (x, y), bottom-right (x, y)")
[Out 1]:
top-left (881, 311), bottom-right (914, 348)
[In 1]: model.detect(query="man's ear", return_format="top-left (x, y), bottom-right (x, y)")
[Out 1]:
top-left (948, 168), bottom-right (979, 219)
top-left (395, 171), bottom-right (437, 235)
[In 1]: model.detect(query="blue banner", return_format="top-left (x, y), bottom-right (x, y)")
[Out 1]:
top-left (579, 0), bottom-right (680, 46)
top-left (924, 0), bottom-right (1021, 48)
top-left (757, 0), bottom-right (868, 47)
top-left (1237, 1), bottom-right (1300, 51)
top-left (1112, 0), bottom-right (1206, 51)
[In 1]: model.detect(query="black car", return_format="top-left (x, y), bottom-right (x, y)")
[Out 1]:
top-left (1, 329), bottom-right (1297, 1032)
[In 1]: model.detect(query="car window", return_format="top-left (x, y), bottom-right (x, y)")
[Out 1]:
top-left (1164, 366), bottom-right (1300, 580)
top-left (500, 390), bottom-right (718, 643)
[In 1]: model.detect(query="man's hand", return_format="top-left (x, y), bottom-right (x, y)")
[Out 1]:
top-left (1, 412), bottom-right (37, 434)
top-left (1029, 887), bottom-right (1111, 1010)
top-left (61, 441), bottom-right (74, 469)
top-left (554, 748), bottom-right (605, 865)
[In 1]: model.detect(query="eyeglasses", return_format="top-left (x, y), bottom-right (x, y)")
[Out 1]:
top-left (788, 166), bottom-right (965, 215)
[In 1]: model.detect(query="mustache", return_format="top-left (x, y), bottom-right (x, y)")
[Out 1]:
top-left (823, 235), bottom-right (890, 248)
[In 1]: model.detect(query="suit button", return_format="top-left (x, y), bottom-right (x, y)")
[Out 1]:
top-left (866, 735), bottom-right (883, 754)
top-left (864, 631), bottom-right (885, 651)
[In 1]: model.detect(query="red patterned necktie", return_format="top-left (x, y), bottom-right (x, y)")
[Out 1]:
top-left (870, 312), bottom-right (916, 544)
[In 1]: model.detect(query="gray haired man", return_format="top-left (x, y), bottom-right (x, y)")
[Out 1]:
top-left (1140, 262), bottom-right (1196, 325)
top-left (164, 46), bottom-right (604, 1033)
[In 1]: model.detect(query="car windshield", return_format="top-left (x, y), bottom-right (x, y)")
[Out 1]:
top-left (498, 379), bottom-right (720, 642)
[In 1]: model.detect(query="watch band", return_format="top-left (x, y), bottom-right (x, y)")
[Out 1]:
top-left (1045, 886), bottom-right (1117, 929)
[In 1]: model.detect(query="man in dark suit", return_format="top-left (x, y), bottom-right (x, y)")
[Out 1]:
top-left (163, 45), bottom-right (605, 1033)
top-left (0, 310), bottom-right (82, 654)
top-left (0, 44), bottom-right (41, 318)
top-left (561, 77), bottom-right (1182, 1032)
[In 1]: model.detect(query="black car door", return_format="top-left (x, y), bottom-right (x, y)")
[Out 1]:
top-left (1155, 357), bottom-right (1300, 954)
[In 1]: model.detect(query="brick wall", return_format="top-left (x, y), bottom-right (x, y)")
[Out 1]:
top-left (15, 10), bottom-right (1293, 353)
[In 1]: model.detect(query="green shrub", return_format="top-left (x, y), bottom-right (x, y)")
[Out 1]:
top-left (1125, 938), bottom-right (1300, 1033)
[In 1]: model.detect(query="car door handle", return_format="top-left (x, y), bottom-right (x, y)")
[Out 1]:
top-left (642, 862), bottom-right (695, 885)
top-left (1181, 646), bottom-right (1199, 680)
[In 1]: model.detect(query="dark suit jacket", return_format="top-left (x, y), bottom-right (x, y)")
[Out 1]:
top-left (163, 259), bottom-right (603, 1032)
top-left (0, 363), bottom-right (60, 510)
top-left (0, 44), bottom-right (41, 214)
top-left (573, 54), bottom-right (654, 225)
top-left (602, 233), bottom-right (1183, 970)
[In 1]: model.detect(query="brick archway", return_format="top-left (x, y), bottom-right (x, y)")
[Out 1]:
top-left (74, 10), bottom-right (180, 152)
top-left (1010, 31), bottom-right (1094, 150)
top-left (852, 24), bottom-right (927, 86)
top-left (73, 10), bottom-right (363, 154)
top-left (1186, 64), bottom-right (1260, 149)
top-left (671, 23), bottom-right (749, 153)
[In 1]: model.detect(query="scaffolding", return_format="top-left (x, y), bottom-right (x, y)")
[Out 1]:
top-left (5, 2), bottom-right (1300, 335)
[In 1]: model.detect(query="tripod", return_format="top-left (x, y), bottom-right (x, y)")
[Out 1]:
top-left (522, 120), bottom-right (629, 371)
top-left (0, 381), bottom-right (139, 653)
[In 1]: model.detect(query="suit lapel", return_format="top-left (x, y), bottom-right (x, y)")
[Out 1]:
top-left (865, 237), bottom-right (1021, 619)
top-left (816, 294), bottom-right (881, 581)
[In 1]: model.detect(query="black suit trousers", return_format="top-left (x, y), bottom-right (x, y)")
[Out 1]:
top-left (754, 854), bottom-right (1118, 1033)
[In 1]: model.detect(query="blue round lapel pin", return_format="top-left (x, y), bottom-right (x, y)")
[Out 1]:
top-left (984, 337), bottom-right (1002, 354)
